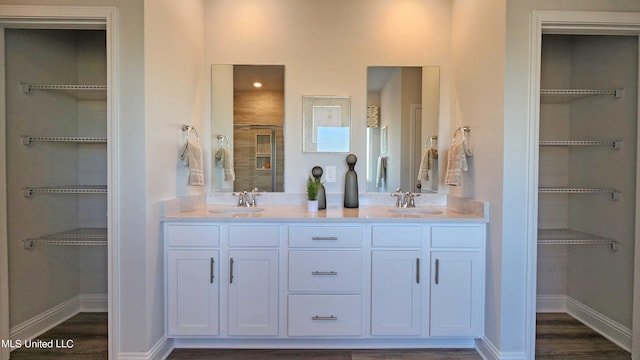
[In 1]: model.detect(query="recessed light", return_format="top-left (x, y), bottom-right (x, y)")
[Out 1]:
top-left (253, 82), bottom-right (263, 88)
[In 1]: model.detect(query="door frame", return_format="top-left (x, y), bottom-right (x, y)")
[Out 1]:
top-left (525, 10), bottom-right (640, 360)
top-left (0, 6), bottom-right (118, 360)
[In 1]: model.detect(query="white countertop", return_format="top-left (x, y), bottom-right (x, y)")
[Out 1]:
top-left (162, 204), bottom-right (488, 223)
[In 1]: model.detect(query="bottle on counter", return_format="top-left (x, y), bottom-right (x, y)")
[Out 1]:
top-left (344, 154), bottom-right (359, 208)
top-left (312, 166), bottom-right (326, 210)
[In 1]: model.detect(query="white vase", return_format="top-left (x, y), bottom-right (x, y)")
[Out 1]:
top-left (307, 200), bottom-right (319, 212)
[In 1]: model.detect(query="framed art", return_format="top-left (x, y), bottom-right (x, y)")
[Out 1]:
top-left (302, 95), bottom-right (350, 153)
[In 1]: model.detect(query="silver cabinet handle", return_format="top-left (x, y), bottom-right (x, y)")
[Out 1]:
top-left (214, 258), bottom-right (216, 284)
top-left (435, 258), bottom-right (439, 285)
top-left (311, 271), bottom-right (338, 276)
top-left (416, 258), bottom-right (420, 284)
top-left (311, 236), bottom-right (338, 240)
top-left (312, 315), bottom-right (337, 321)
top-left (229, 258), bottom-right (234, 284)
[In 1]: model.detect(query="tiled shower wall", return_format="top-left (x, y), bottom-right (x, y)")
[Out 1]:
top-left (233, 90), bottom-right (284, 192)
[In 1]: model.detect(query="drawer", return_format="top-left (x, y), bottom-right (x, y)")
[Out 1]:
top-left (229, 225), bottom-right (279, 247)
top-left (166, 224), bottom-right (219, 247)
top-left (289, 251), bottom-right (362, 292)
top-left (288, 226), bottom-right (362, 248)
top-left (288, 295), bottom-right (361, 336)
top-left (430, 225), bottom-right (483, 248)
top-left (372, 225), bottom-right (423, 247)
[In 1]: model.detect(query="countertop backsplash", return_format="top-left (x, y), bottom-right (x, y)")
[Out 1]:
top-left (205, 192), bottom-right (448, 207)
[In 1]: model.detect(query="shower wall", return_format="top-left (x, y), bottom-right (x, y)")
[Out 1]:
top-left (233, 90), bottom-right (284, 192)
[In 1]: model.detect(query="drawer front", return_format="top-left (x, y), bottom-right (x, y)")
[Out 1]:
top-left (229, 225), bottom-right (279, 247)
top-left (430, 225), bottom-right (483, 248)
top-left (288, 226), bottom-right (362, 248)
top-left (372, 225), bottom-right (423, 247)
top-left (288, 295), bottom-right (361, 336)
top-left (166, 224), bottom-right (220, 247)
top-left (289, 251), bottom-right (362, 292)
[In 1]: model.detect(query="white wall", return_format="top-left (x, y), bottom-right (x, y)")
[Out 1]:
top-left (451, 0), bottom-right (507, 354)
top-left (204, 0), bottom-right (452, 194)
top-left (143, 0), bottom-right (206, 351)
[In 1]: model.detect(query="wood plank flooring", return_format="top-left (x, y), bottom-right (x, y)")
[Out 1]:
top-left (6, 312), bottom-right (632, 359)
top-left (9, 312), bottom-right (108, 360)
top-left (535, 313), bottom-right (631, 360)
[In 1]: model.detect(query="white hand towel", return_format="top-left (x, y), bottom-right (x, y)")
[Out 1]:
top-left (180, 140), bottom-right (204, 186)
top-left (215, 147), bottom-right (235, 181)
top-left (418, 147), bottom-right (438, 182)
top-left (376, 155), bottom-right (387, 188)
top-left (444, 143), bottom-right (468, 186)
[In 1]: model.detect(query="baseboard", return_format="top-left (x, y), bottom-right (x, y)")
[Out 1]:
top-left (536, 294), bottom-right (567, 313)
top-left (536, 294), bottom-right (632, 352)
top-left (118, 337), bottom-right (173, 360)
top-left (79, 293), bottom-right (108, 312)
top-left (475, 337), bottom-right (527, 360)
top-left (565, 296), bottom-right (632, 352)
top-left (9, 293), bottom-right (107, 342)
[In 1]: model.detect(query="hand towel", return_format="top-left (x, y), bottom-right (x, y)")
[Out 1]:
top-left (180, 140), bottom-right (204, 186)
top-left (417, 147), bottom-right (438, 182)
top-left (215, 147), bottom-right (235, 181)
top-left (376, 155), bottom-right (387, 188)
top-left (444, 143), bottom-right (468, 186)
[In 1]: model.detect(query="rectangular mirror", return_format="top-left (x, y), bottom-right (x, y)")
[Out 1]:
top-left (366, 66), bottom-right (440, 193)
top-left (302, 95), bottom-right (351, 153)
top-left (211, 64), bottom-right (285, 192)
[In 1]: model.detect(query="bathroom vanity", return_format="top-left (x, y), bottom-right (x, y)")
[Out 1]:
top-left (162, 197), bottom-right (488, 348)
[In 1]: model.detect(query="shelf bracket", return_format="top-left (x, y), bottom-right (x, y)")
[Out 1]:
top-left (22, 187), bottom-right (34, 198)
top-left (612, 190), bottom-right (622, 201)
top-left (21, 135), bottom-right (33, 145)
top-left (20, 83), bottom-right (32, 94)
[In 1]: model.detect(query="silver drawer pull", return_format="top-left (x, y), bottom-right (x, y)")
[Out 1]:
top-left (311, 271), bottom-right (338, 276)
top-left (312, 315), bottom-right (337, 321)
top-left (311, 236), bottom-right (338, 240)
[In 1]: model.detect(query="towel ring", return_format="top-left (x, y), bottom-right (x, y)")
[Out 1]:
top-left (452, 126), bottom-right (471, 144)
top-left (181, 124), bottom-right (200, 143)
top-left (425, 135), bottom-right (438, 148)
top-left (216, 134), bottom-right (230, 149)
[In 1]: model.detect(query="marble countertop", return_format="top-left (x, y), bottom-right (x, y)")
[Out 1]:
top-left (162, 203), bottom-right (488, 223)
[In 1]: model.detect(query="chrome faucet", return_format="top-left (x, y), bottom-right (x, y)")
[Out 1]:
top-left (390, 188), bottom-right (420, 208)
top-left (233, 188), bottom-right (263, 207)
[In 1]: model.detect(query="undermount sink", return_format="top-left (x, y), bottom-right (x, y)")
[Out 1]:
top-left (388, 208), bottom-right (442, 215)
top-left (209, 207), bottom-right (265, 214)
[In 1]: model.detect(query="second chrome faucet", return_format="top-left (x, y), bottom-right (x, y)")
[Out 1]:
top-left (233, 188), bottom-right (263, 207)
top-left (391, 188), bottom-right (421, 208)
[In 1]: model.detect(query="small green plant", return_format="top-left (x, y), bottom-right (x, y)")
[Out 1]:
top-left (306, 176), bottom-right (322, 200)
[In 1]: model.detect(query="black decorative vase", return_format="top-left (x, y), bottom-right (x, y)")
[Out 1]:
top-left (312, 166), bottom-right (326, 210)
top-left (344, 154), bottom-right (359, 208)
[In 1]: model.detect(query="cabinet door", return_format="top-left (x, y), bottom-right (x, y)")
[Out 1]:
top-left (430, 251), bottom-right (482, 337)
top-left (167, 249), bottom-right (219, 336)
top-left (371, 250), bottom-right (422, 336)
top-left (228, 250), bottom-right (279, 336)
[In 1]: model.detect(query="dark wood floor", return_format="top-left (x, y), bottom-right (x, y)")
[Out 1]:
top-left (535, 312), bottom-right (631, 360)
top-left (6, 312), bottom-right (632, 359)
top-left (9, 312), bottom-right (108, 360)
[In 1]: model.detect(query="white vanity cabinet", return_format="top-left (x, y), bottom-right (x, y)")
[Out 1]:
top-left (166, 224), bottom-right (220, 337)
top-left (164, 217), bottom-right (486, 346)
top-left (287, 225), bottom-right (363, 337)
top-left (227, 225), bottom-right (280, 336)
top-left (370, 225), bottom-right (424, 336)
top-left (429, 225), bottom-right (484, 337)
